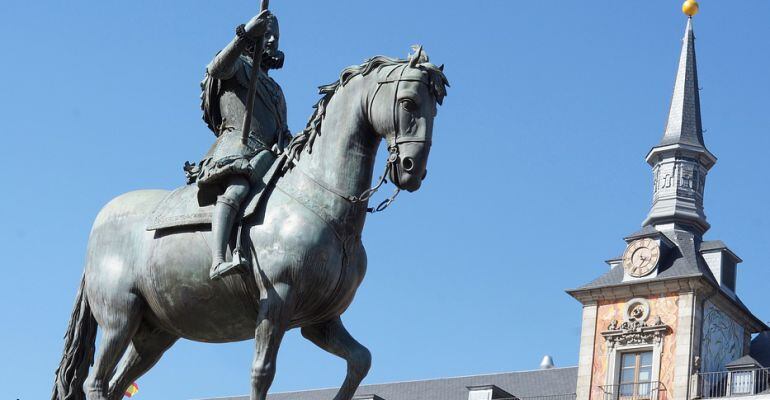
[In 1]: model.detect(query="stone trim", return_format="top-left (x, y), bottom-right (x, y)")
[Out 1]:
top-left (568, 277), bottom-right (707, 303)
top-left (602, 319), bottom-right (669, 348)
top-left (569, 277), bottom-right (766, 333)
top-left (576, 303), bottom-right (598, 400)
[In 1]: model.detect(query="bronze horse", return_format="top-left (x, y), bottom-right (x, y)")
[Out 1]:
top-left (52, 48), bottom-right (448, 400)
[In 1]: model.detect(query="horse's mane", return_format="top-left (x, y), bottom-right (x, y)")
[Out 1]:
top-left (284, 47), bottom-right (449, 169)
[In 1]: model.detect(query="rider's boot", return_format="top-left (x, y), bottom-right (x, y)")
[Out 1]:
top-left (209, 181), bottom-right (251, 280)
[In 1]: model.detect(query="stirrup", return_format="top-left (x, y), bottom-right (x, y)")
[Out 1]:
top-left (209, 250), bottom-right (250, 280)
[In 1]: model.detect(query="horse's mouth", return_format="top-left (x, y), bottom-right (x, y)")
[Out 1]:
top-left (390, 166), bottom-right (423, 192)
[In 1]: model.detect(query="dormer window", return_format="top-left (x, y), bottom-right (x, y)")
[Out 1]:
top-left (353, 395), bottom-right (385, 400)
top-left (466, 385), bottom-right (516, 400)
top-left (700, 241), bottom-right (742, 294)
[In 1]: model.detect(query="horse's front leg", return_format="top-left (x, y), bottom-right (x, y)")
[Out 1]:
top-left (301, 317), bottom-right (371, 400)
top-left (251, 282), bottom-right (293, 400)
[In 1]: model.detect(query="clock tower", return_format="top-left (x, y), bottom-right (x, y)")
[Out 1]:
top-left (567, 5), bottom-right (767, 400)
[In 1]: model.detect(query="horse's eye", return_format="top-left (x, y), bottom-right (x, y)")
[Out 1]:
top-left (400, 99), bottom-right (417, 112)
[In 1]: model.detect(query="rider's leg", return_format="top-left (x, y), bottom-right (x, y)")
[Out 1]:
top-left (210, 175), bottom-right (250, 279)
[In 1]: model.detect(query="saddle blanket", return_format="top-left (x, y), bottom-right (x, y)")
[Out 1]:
top-left (146, 185), bottom-right (214, 231)
top-left (146, 155), bottom-right (285, 231)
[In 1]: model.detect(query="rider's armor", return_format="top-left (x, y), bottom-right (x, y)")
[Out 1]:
top-left (198, 55), bottom-right (289, 205)
top-left (195, 17), bottom-right (289, 280)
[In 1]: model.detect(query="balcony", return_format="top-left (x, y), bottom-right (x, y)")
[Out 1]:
top-left (695, 368), bottom-right (770, 398)
top-left (599, 382), bottom-right (667, 400)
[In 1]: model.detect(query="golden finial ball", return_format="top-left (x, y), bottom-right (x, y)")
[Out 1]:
top-left (682, 0), bottom-right (699, 17)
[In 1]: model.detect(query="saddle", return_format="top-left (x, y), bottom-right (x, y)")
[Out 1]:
top-left (146, 155), bottom-right (285, 231)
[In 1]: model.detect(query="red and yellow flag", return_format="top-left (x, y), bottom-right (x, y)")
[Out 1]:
top-left (124, 382), bottom-right (139, 398)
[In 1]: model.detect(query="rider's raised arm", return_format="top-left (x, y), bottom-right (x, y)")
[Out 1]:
top-left (206, 40), bottom-right (248, 80)
top-left (206, 11), bottom-right (270, 80)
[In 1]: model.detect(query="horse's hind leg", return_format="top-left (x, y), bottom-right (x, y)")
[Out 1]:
top-left (301, 317), bottom-right (371, 400)
top-left (84, 294), bottom-right (143, 400)
top-left (107, 323), bottom-right (178, 400)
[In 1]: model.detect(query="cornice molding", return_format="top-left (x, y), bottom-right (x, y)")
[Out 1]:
top-left (566, 276), bottom-right (767, 333)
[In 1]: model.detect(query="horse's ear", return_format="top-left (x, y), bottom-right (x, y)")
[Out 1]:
top-left (439, 64), bottom-right (444, 71)
top-left (409, 45), bottom-right (424, 67)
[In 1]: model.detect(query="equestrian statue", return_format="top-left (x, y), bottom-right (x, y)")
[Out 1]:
top-left (50, 3), bottom-right (449, 400)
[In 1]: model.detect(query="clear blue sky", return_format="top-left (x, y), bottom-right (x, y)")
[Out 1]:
top-left (2, 1), bottom-right (769, 399)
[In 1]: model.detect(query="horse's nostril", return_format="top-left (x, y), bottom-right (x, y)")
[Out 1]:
top-left (402, 157), bottom-right (415, 172)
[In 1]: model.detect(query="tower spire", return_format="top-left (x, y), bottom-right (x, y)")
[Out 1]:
top-left (660, 17), bottom-right (705, 149)
top-left (643, 13), bottom-right (716, 236)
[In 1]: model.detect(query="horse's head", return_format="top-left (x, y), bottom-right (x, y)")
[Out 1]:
top-left (284, 47), bottom-right (449, 204)
top-left (367, 46), bottom-right (449, 192)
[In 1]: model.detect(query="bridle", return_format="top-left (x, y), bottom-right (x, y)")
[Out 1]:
top-left (295, 62), bottom-right (433, 213)
top-left (357, 63), bottom-right (433, 212)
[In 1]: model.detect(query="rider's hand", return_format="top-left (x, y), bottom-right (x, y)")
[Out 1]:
top-left (244, 10), bottom-right (270, 39)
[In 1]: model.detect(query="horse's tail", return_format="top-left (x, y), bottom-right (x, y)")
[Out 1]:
top-left (51, 274), bottom-right (97, 400)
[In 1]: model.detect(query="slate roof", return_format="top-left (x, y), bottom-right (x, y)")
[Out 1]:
top-left (700, 240), bottom-right (742, 262)
top-left (751, 331), bottom-right (770, 368)
top-left (569, 229), bottom-right (716, 291)
top-left (656, 17), bottom-right (706, 150)
top-left (726, 355), bottom-right (764, 370)
top-left (566, 229), bottom-right (765, 331)
top-left (196, 367), bottom-right (578, 400)
top-left (699, 240), bottom-right (728, 252)
top-left (624, 226), bottom-right (660, 241)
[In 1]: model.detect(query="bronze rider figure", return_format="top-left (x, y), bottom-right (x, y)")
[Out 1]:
top-left (195, 10), bottom-right (290, 280)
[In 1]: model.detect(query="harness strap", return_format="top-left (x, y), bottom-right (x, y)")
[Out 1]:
top-left (294, 165), bottom-right (359, 202)
top-left (293, 158), bottom-right (393, 205)
top-left (394, 137), bottom-right (432, 145)
top-left (295, 63), bottom-right (433, 214)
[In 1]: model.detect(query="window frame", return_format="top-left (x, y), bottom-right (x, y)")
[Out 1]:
top-left (606, 342), bottom-right (663, 400)
top-left (619, 350), bottom-right (654, 398)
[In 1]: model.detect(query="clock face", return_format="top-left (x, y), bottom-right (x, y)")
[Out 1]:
top-left (623, 238), bottom-right (660, 278)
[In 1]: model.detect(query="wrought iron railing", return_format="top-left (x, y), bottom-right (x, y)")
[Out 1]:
top-left (695, 368), bottom-right (770, 398)
top-left (599, 381), bottom-right (666, 400)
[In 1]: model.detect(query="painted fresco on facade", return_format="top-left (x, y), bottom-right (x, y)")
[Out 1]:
top-left (701, 301), bottom-right (744, 373)
top-left (590, 294), bottom-right (679, 400)
top-left (656, 296), bottom-right (679, 399)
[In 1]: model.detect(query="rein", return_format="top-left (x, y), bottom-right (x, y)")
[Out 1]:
top-left (362, 64), bottom-right (431, 212)
top-left (298, 63), bottom-right (431, 214)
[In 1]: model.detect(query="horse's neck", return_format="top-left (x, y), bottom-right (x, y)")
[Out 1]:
top-left (301, 78), bottom-right (380, 198)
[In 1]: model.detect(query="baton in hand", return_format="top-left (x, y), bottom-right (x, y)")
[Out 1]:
top-left (241, 0), bottom-right (271, 145)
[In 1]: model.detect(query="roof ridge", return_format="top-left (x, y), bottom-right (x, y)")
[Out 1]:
top-left (253, 366), bottom-right (581, 397)
top-left (196, 365), bottom-right (577, 400)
